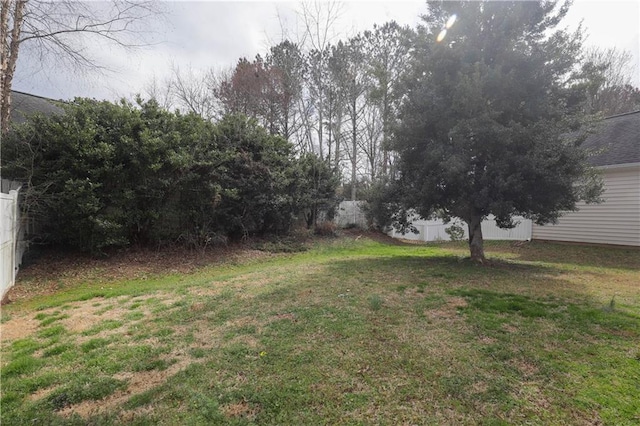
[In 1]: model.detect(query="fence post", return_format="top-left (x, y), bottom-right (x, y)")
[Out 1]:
top-left (11, 190), bottom-right (18, 289)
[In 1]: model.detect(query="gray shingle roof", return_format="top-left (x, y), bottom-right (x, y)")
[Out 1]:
top-left (10, 90), bottom-right (64, 125)
top-left (581, 110), bottom-right (640, 167)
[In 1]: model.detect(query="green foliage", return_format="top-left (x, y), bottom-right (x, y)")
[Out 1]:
top-left (363, 178), bottom-right (416, 234)
top-left (2, 98), bottom-right (339, 253)
top-left (292, 153), bottom-right (341, 228)
top-left (444, 220), bottom-right (466, 242)
top-left (390, 1), bottom-right (604, 260)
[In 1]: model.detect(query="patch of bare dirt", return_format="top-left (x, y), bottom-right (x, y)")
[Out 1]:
top-left (1, 315), bottom-right (39, 341)
top-left (27, 385), bottom-right (59, 402)
top-left (5, 232), bottom-right (389, 306)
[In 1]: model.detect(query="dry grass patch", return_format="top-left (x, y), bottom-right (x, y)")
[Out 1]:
top-left (221, 399), bottom-right (260, 421)
top-left (58, 355), bottom-right (195, 420)
top-left (1, 292), bottom-right (179, 344)
top-left (0, 315), bottom-right (39, 341)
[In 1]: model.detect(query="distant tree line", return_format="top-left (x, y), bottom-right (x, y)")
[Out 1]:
top-left (146, 20), bottom-right (416, 201)
top-left (145, 4), bottom-right (638, 201)
top-left (2, 98), bottom-right (339, 253)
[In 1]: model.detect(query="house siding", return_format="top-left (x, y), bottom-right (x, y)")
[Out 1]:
top-left (532, 165), bottom-right (640, 246)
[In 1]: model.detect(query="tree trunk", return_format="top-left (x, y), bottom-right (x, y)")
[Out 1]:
top-left (317, 86), bottom-right (324, 158)
top-left (1, 0), bottom-right (26, 135)
top-left (334, 111), bottom-right (341, 170)
top-left (326, 92), bottom-right (333, 161)
top-left (350, 96), bottom-right (357, 201)
top-left (381, 90), bottom-right (389, 177)
top-left (467, 215), bottom-right (485, 263)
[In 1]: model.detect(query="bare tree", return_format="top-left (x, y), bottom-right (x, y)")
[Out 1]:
top-left (330, 37), bottom-right (368, 200)
top-left (582, 46), bottom-right (640, 115)
top-left (1, 0), bottom-right (160, 133)
top-left (297, 0), bottom-right (344, 158)
top-left (585, 46), bottom-right (634, 88)
top-left (363, 22), bottom-right (414, 176)
top-left (359, 101), bottom-right (383, 181)
top-left (143, 73), bottom-right (174, 111)
top-left (170, 64), bottom-right (224, 121)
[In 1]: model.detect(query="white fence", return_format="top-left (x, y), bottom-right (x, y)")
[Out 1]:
top-left (333, 201), bottom-right (532, 242)
top-left (335, 200), bottom-right (368, 228)
top-left (1, 183), bottom-right (24, 302)
top-left (388, 216), bottom-right (532, 242)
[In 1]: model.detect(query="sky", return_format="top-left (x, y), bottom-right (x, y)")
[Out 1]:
top-left (12, 0), bottom-right (640, 102)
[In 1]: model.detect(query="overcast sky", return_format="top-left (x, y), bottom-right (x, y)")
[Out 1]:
top-left (12, 0), bottom-right (640, 102)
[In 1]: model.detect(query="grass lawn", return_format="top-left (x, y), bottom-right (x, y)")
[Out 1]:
top-left (1, 234), bottom-right (639, 425)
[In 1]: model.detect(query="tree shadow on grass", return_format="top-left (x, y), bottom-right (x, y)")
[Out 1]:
top-left (482, 240), bottom-right (640, 272)
top-left (295, 252), bottom-right (636, 308)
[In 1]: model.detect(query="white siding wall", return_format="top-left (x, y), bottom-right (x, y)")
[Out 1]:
top-left (532, 165), bottom-right (640, 246)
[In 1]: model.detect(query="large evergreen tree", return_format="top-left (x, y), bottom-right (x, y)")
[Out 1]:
top-left (392, 0), bottom-right (602, 262)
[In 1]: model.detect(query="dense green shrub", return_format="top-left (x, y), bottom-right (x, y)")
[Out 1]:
top-left (292, 153), bottom-right (341, 229)
top-left (2, 98), bottom-right (338, 253)
top-left (362, 179), bottom-right (414, 233)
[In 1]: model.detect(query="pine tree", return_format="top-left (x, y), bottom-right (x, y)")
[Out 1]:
top-left (393, 0), bottom-right (602, 262)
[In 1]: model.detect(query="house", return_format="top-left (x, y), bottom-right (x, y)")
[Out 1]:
top-left (9, 90), bottom-right (64, 125)
top-left (532, 110), bottom-right (640, 246)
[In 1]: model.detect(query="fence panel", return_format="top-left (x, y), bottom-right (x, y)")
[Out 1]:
top-left (335, 201), bottom-right (368, 228)
top-left (481, 217), bottom-right (532, 241)
top-left (1, 187), bottom-right (23, 302)
top-left (332, 201), bottom-right (532, 242)
top-left (389, 216), bottom-right (532, 242)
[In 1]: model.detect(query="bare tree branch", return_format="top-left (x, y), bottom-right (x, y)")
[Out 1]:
top-left (1, 0), bottom-right (162, 133)
top-left (1, 0), bottom-right (27, 135)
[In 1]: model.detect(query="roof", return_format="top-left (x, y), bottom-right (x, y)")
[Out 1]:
top-left (10, 90), bottom-right (64, 125)
top-left (581, 110), bottom-right (640, 167)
